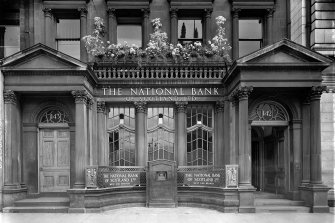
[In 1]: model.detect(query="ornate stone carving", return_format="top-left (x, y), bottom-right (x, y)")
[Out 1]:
top-left (175, 101), bottom-right (188, 113)
top-left (310, 86), bottom-right (327, 100)
top-left (3, 90), bottom-right (17, 104)
top-left (86, 98), bottom-right (94, 110)
top-left (250, 102), bottom-right (288, 121)
top-left (78, 8), bottom-right (87, 17)
top-left (204, 8), bottom-right (212, 18)
top-left (266, 8), bottom-right (275, 18)
top-left (72, 90), bottom-right (90, 104)
top-left (225, 165), bottom-right (238, 188)
top-left (86, 166), bottom-right (98, 188)
top-left (43, 8), bottom-right (52, 17)
top-left (141, 8), bottom-right (150, 18)
top-left (215, 100), bottom-right (225, 113)
top-left (107, 7), bottom-right (116, 17)
top-left (170, 8), bottom-right (178, 18)
top-left (134, 101), bottom-right (147, 113)
top-left (232, 8), bottom-right (241, 18)
top-left (97, 101), bottom-right (106, 113)
top-left (232, 86), bottom-right (253, 101)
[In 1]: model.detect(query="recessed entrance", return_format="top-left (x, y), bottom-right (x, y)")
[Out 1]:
top-left (251, 126), bottom-right (287, 194)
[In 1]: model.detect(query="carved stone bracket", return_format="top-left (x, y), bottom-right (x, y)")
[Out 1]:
top-left (225, 165), bottom-right (238, 188)
top-left (72, 90), bottom-right (91, 104)
top-left (43, 8), bottom-right (52, 17)
top-left (310, 86), bottom-right (327, 100)
top-left (175, 101), bottom-right (188, 113)
top-left (232, 86), bottom-right (253, 101)
top-left (97, 101), bottom-right (106, 113)
top-left (134, 101), bottom-right (147, 113)
top-left (4, 90), bottom-right (17, 104)
top-left (215, 100), bottom-right (225, 113)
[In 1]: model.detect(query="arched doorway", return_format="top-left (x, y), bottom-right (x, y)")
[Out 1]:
top-left (250, 101), bottom-right (289, 195)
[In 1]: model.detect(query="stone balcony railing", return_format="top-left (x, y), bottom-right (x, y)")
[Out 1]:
top-left (92, 61), bottom-right (228, 81)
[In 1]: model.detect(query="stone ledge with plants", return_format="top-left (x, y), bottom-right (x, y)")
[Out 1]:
top-left (83, 16), bottom-right (231, 67)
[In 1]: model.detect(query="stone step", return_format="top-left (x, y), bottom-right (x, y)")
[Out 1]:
top-left (14, 197), bottom-right (69, 207)
top-left (3, 206), bottom-right (69, 213)
top-left (254, 192), bottom-right (285, 199)
top-left (255, 198), bottom-right (305, 206)
top-left (256, 205), bottom-right (310, 213)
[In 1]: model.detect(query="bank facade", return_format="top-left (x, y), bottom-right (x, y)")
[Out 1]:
top-left (0, 0), bottom-right (334, 213)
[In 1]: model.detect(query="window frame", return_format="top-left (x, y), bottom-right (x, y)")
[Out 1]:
top-left (177, 17), bottom-right (204, 45)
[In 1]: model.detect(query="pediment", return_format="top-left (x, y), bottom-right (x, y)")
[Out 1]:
top-left (1, 43), bottom-right (87, 71)
top-left (237, 39), bottom-right (333, 65)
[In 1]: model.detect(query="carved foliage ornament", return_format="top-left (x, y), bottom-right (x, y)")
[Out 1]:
top-left (3, 90), bottom-right (17, 104)
top-left (250, 102), bottom-right (288, 121)
top-left (97, 101), bottom-right (106, 113)
top-left (231, 86), bottom-right (253, 101)
top-left (134, 101), bottom-right (147, 113)
top-left (175, 101), bottom-right (188, 113)
top-left (310, 86), bottom-right (327, 99)
top-left (215, 100), bottom-right (224, 113)
top-left (72, 90), bottom-right (93, 105)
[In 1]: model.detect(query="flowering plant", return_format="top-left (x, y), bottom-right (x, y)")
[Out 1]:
top-left (82, 16), bottom-right (231, 64)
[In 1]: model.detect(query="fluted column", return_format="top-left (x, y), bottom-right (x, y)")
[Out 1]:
top-left (87, 99), bottom-right (93, 165)
top-left (232, 9), bottom-right (240, 60)
top-left (170, 8), bottom-right (178, 45)
top-left (204, 9), bottom-right (212, 43)
top-left (0, 27), bottom-right (5, 58)
top-left (215, 101), bottom-right (224, 167)
top-left (3, 90), bottom-right (19, 189)
top-left (175, 102), bottom-right (187, 166)
top-left (72, 90), bottom-right (89, 189)
top-left (43, 8), bottom-right (54, 48)
top-left (107, 8), bottom-right (117, 44)
top-left (134, 102), bottom-right (147, 166)
top-left (79, 8), bottom-right (88, 62)
top-left (301, 97), bottom-right (311, 185)
top-left (266, 9), bottom-right (274, 45)
top-left (309, 86), bottom-right (326, 185)
top-left (142, 8), bottom-right (150, 47)
top-left (223, 99), bottom-right (231, 165)
top-left (97, 101), bottom-right (108, 166)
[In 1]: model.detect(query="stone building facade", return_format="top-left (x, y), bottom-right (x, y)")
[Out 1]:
top-left (0, 0), bottom-right (334, 213)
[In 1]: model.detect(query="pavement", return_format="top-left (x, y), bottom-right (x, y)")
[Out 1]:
top-left (0, 207), bottom-right (334, 223)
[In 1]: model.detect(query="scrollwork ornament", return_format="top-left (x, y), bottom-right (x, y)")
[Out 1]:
top-left (175, 101), bottom-right (188, 113)
top-left (310, 86), bottom-right (327, 100)
top-left (3, 90), bottom-right (17, 104)
top-left (134, 101), bottom-right (147, 113)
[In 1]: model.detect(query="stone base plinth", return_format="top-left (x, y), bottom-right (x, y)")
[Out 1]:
top-left (2, 186), bottom-right (28, 208)
top-left (238, 186), bottom-right (256, 213)
top-left (299, 184), bottom-right (330, 213)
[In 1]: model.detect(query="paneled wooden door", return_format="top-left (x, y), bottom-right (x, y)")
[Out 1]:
top-left (39, 129), bottom-right (70, 192)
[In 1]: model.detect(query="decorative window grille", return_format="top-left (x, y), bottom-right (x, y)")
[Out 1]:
top-left (186, 105), bottom-right (213, 166)
top-left (147, 107), bottom-right (175, 161)
top-left (249, 102), bottom-right (288, 121)
top-left (108, 106), bottom-right (135, 166)
top-left (40, 109), bottom-right (70, 123)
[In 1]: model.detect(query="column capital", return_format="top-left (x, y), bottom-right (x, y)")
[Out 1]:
top-left (78, 8), bottom-right (87, 17)
top-left (170, 8), bottom-right (178, 17)
top-left (141, 8), bottom-right (150, 18)
top-left (134, 101), bottom-right (147, 113)
top-left (4, 90), bottom-right (17, 104)
top-left (266, 8), bottom-right (275, 17)
top-left (43, 8), bottom-right (53, 17)
top-left (310, 86), bottom-right (327, 100)
top-left (232, 8), bottom-right (241, 18)
top-left (97, 101), bottom-right (106, 113)
top-left (72, 90), bottom-right (90, 104)
top-left (86, 98), bottom-right (94, 109)
top-left (215, 100), bottom-right (225, 113)
top-left (107, 7), bottom-right (116, 16)
top-left (204, 8), bottom-right (212, 18)
top-left (232, 86), bottom-right (253, 101)
top-left (175, 101), bottom-right (188, 113)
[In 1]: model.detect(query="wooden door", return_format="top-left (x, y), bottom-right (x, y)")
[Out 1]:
top-left (39, 129), bottom-right (70, 192)
top-left (263, 137), bottom-right (276, 193)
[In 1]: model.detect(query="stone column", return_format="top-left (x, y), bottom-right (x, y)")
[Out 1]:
top-left (87, 99), bottom-right (93, 165)
top-left (232, 96), bottom-right (239, 164)
top-left (266, 9), bottom-right (274, 45)
top-left (142, 8), bottom-right (150, 47)
top-left (72, 90), bottom-right (89, 189)
top-left (0, 27), bottom-right (5, 58)
top-left (233, 86), bottom-right (255, 213)
top-left (107, 8), bottom-right (117, 44)
top-left (301, 97), bottom-right (311, 185)
top-left (223, 99), bottom-right (231, 165)
top-left (215, 101), bottom-right (224, 167)
top-left (0, 70), bottom-right (3, 210)
top-left (232, 9), bottom-right (240, 60)
top-left (204, 9), bottom-right (212, 43)
top-left (97, 101), bottom-right (108, 166)
top-left (3, 90), bottom-right (19, 189)
top-left (43, 8), bottom-right (54, 48)
top-left (134, 102), bottom-right (147, 166)
top-left (170, 8), bottom-right (178, 45)
top-left (292, 119), bottom-right (302, 200)
top-left (79, 8), bottom-right (88, 62)
top-left (175, 102), bottom-right (187, 166)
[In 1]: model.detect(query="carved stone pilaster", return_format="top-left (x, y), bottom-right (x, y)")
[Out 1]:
top-left (4, 90), bottom-right (17, 104)
top-left (43, 8), bottom-right (52, 18)
top-left (175, 101), bottom-right (188, 113)
top-left (72, 90), bottom-right (90, 104)
top-left (310, 86), bottom-right (327, 100)
top-left (232, 86), bottom-right (253, 101)
top-left (78, 8), bottom-right (87, 17)
top-left (97, 101), bottom-right (106, 113)
top-left (134, 101), bottom-right (147, 113)
top-left (215, 100), bottom-right (225, 113)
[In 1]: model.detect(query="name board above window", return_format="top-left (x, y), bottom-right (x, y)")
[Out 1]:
top-left (40, 109), bottom-right (70, 123)
top-left (250, 102), bottom-right (288, 122)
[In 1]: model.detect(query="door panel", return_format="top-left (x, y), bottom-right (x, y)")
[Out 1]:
top-left (40, 129), bottom-right (70, 192)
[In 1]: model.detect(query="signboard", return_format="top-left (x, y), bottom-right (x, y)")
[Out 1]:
top-left (178, 170), bottom-right (225, 187)
top-left (100, 172), bottom-right (141, 187)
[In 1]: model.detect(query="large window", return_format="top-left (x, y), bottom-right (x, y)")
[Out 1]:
top-left (186, 105), bottom-right (213, 166)
top-left (108, 106), bottom-right (136, 166)
top-left (1, 26), bottom-right (20, 58)
top-left (117, 24), bottom-right (142, 47)
top-left (178, 19), bottom-right (203, 45)
top-left (56, 19), bottom-right (80, 59)
top-left (239, 19), bottom-right (263, 57)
